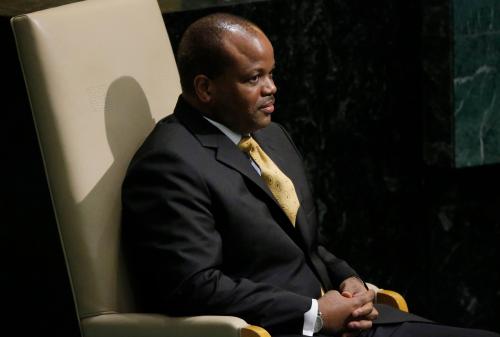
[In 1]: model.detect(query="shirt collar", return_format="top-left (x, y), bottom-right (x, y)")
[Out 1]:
top-left (203, 116), bottom-right (243, 145)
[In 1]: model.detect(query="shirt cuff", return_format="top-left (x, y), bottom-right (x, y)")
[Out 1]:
top-left (302, 298), bottom-right (318, 336)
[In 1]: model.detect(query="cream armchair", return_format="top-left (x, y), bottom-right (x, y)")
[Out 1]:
top-left (11, 0), bottom-right (407, 336)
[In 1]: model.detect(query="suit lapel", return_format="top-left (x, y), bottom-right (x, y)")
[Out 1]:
top-left (213, 137), bottom-right (278, 204)
top-left (174, 97), bottom-right (279, 207)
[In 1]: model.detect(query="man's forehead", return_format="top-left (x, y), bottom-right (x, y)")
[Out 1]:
top-left (218, 22), bottom-right (247, 34)
top-left (221, 29), bottom-right (274, 64)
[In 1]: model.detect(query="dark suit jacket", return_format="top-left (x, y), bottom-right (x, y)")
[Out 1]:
top-left (122, 96), bottom-right (427, 335)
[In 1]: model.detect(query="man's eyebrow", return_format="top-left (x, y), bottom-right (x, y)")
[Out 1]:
top-left (243, 64), bottom-right (275, 74)
top-left (262, 63), bottom-right (276, 72)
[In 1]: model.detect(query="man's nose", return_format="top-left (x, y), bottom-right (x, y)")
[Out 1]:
top-left (262, 76), bottom-right (277, 95)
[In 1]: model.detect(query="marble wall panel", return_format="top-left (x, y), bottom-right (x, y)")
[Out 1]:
top-left (424, 0), bottom-right (500, 167)
top-left (454, 0), bottom-right (500, 167)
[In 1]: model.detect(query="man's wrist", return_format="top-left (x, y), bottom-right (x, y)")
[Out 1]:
top-left (302, 299), bottom-right (318, 336)
top-left (313, 310), bottom-right (323, 333)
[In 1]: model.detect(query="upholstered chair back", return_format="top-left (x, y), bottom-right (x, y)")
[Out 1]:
top-left (11, 0), bottom-right (181, 320)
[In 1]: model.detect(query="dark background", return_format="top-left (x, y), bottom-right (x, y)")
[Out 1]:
top-left (2, 0), bottom-right (499, 335)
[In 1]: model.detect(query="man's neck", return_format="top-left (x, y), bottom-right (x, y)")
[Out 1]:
top-left (181, 92), bottom-right (205, 112)
top-left (181, 92), bottom-right (244, 138)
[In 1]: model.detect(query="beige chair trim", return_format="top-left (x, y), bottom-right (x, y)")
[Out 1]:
top-left (82, 313), bottom-right (250, 337)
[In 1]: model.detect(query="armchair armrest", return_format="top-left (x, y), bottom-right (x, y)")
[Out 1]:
top-left (366, 283), bottom-right (409, 312)
top-left (241, 325), bottom-right (272, 337)
top-left (376, 290), bottom-right (409, 313)
top-left (82, 313), bottom-right (271, 337)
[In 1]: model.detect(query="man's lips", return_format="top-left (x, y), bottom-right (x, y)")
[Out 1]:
top-left (259, 100), bottom-right (275, 114)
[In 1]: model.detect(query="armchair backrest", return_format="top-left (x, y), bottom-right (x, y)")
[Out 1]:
top-left (11, 0), bottom-right (180, 322)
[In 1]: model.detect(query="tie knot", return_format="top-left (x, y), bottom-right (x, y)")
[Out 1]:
top-left (238, 136), bottom-right (256, 153)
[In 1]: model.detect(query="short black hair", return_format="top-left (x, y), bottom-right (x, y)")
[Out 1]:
top-left (176, 13), bottom-right (261, 95)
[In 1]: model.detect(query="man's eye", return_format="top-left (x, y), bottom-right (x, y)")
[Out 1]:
top-left (248, 75), bottom-right (260, 83)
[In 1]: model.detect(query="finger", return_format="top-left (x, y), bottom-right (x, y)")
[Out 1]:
top-left (351, 289), bottom-right (367, 297)
top-left (352, 302), bottom-right (374, 318)
top-left (342, 291), bottom-right (353, 298)
top-left (346, 319), bottom-right (373, 331)
top-left (367, 307), bottom-right (379, 321)
top-left (355, 289), bottom-right (376, 306)
top-left (352, 305), bottom-right (378, 322)
top-left (355, 309), bottom-right (378, 322)
top-left (350, 284), bottom-right (368, 297)
top-left (362, 308), bottom-right (378, 321)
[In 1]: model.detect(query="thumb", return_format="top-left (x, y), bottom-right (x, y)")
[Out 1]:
top-left (342, 291), bottom-right (353, 298)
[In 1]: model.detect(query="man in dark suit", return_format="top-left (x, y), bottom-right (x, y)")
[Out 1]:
top-left (122, 13), bottom-right (499, 337)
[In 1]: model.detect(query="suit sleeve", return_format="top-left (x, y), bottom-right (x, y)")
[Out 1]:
top-left (122, 148), bottom-right (312, 335)
top-left (316, 245), bottom-right (361, 288)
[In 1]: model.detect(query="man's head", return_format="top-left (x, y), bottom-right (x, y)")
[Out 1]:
top-left (177, 13), bottom-right (277, 134)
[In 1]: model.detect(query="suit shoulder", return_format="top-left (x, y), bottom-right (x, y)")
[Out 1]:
top-left (256, 122), bottom-right (289, 142)
top-left (261, 121), bottom-right (288, 136)
top-left (257, 122), bottom-right (304, 161)
top-left (258, 122), bottom-right (296, 146)
top-left (142, 115), bottom-right (198, 151)
top-left (129, 114), bottom-right (204, 167)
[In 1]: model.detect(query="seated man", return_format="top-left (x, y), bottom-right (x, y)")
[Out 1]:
top-left (121, 12), bottom-right (499, 337)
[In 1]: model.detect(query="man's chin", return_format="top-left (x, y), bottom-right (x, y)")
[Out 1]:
top-left (257, 116), bottom-right (272, 130)
top-left (245, 118), bottom-right (271, 134)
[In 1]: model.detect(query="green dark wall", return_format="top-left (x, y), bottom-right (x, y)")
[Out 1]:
top-left (454, 0), bottom-right (500, 167)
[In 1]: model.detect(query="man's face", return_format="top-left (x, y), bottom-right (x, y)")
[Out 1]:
top-left (209, 29), bottom-right (277, 134)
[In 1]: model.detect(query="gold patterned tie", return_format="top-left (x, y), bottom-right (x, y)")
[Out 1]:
top-left (238, 136), bottom-right (300, 226)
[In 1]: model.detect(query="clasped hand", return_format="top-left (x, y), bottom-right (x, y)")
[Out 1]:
top-left (317, 277), bottom-right (379, 336)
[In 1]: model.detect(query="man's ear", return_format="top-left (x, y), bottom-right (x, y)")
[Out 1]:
top-left (193, 74), bottom-right (214, 103)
